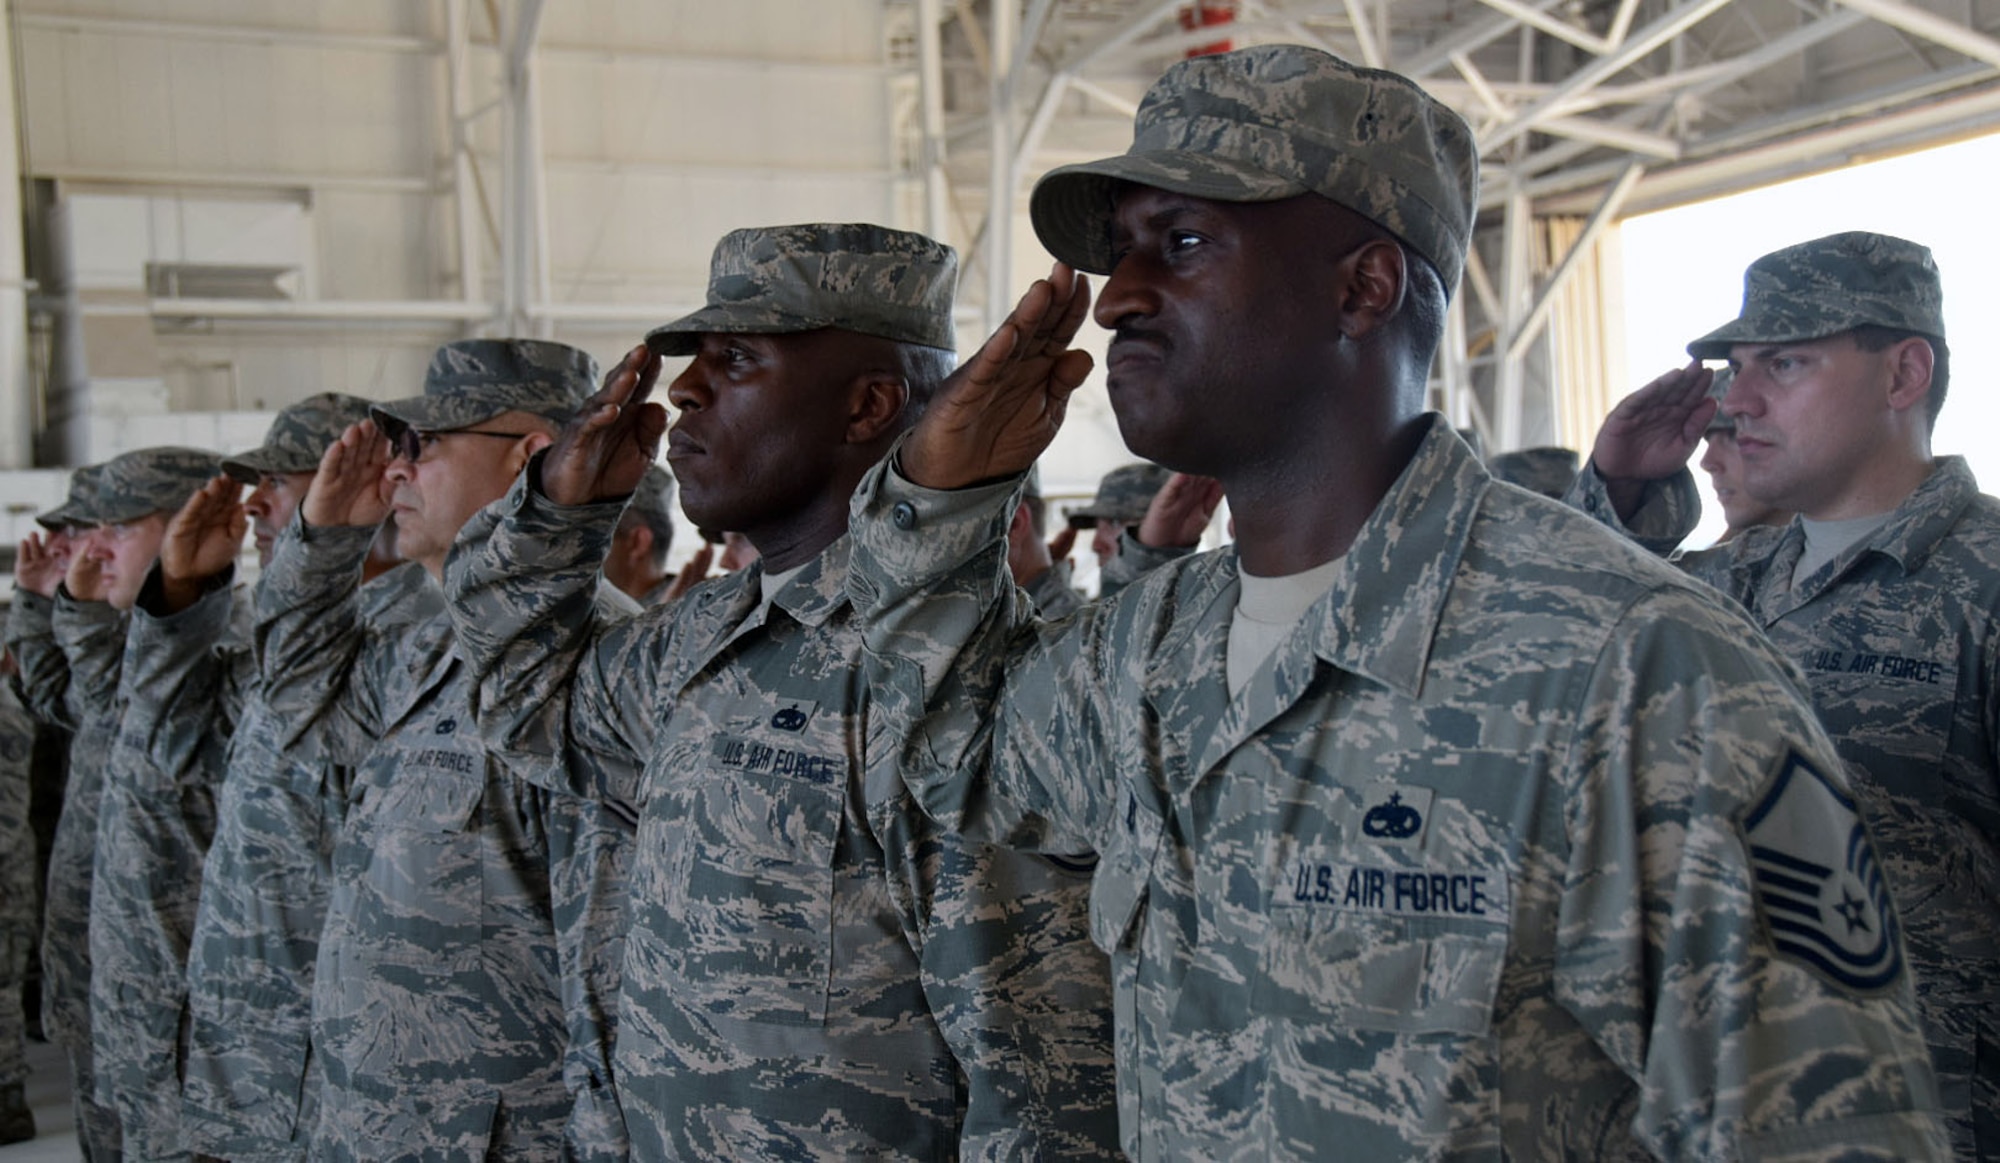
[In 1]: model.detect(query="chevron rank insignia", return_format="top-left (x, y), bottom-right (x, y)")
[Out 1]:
top-left (1742, 750), bottom-right (1904, 992)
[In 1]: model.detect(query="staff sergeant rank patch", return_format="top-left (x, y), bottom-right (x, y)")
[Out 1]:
top-left (1742, 750), bottom-right (1904, 991)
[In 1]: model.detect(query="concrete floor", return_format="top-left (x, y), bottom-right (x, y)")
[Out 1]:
top-left (1, 1040), bottom-right (78, 1162)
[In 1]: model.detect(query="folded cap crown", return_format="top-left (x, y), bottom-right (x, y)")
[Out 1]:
top-left (1687, 231), bottom-right (1944, 360)
top-left (646, 223), bottom-right (958, 356)
top-left (1029, 44), bottom-right (1478, 293)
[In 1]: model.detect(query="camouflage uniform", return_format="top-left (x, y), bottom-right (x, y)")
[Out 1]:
top-left (1023, 559), bottom-right (1084, 620)
top-left (175, 561), bottom-right (437, 1163)
top-left (1570, 231), bottom-right (2000, 1157)
top-left (256, 341), bottom-right (635, 1161)
top-left (446, 223), bottom-right (1119, 1161)
top-left (847, 46), bottom-right (1948, 1160)
top-left (57, 448), bottom-right (225, 1161)
top-left (624, 463), bottom-right (683, 608)
top-left (87, 396), bottom-right (373, 1163)
top-left (1487, 446), bottom-right (1580, 499)
top-left (0, 679), bottom-right (35, 1136)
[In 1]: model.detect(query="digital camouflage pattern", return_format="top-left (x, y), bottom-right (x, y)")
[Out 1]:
top-left (371, 338), bottom-right (600, 434)
top-left (644, 222), bottom-right (959, 355)
top-left (848, 416), bottom-right (1948, 1160)
top-left (1687, 231), bottom-right (1946, 359)
top-left (35, 462), bottom-right (109, 530)
top-left (443, 473), bottom-right (1119, 1161)
top-left (1066, 462), bottom-right (1170, 529)
top-left (3, 585), bottom-right (130, 1159)
top-left (257, 514), bottom-right (633, 1161)
top-left (1572, 454), bottom-right (2000, 1157)
top-left (1030, 43), bottom-right (1478, 292)
top-left (0, 681), bottom-right (33, 1095)
top-left (167, 561), bottom-right (438, 1163)
top-left (222, 392), bottom-right (376, 481)
top-left (1487, 445), bottom-right (1580, 500)
top-left (1024, 559), bottom-right (1084, 620)
top-left (87, 570), bottom-right (252, 1162)
top-left (81, 446), bottom-right (222, 525)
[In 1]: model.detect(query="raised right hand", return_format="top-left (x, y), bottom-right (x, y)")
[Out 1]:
top-left (1138, 474), bottom-right (1224, 549)
top-left (544, 345), bottom-right (669, 506)
top-left (900, 264), bottom-right (1094, 490)
top-left (304, 420), bottom-right (393, 529)
top-left (1591, 361), bottom-right (1717, 483)
top-left (15, 530), bottom-right (73, 598)
top-left (158, 475), bottom-right (247, 612)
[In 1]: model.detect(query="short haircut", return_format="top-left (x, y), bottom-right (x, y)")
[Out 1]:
top-left (616, 501), bottom-right (676, 570)
top-left (1020, 492), bottom-right (1049, 538)
top-left (1850, 326), bottom-right (1950, 427)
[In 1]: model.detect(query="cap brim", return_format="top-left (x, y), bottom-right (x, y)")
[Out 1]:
top-left (370, 394), bottom-right (507, 436)
top-left (220, 446), bottom-right (315, 483)
top-left (1686, 314), bottom-right (1870, 361)
top-left (1029, 150), bottom-right (1308, 274)
top-left (645, 304), bottom-right (830, 357)
top-left (35, 504), bottom-right (90, 530)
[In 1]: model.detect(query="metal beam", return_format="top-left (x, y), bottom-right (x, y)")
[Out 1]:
top-left (1399, 0), bottom-right (1566, 77)
top-left (1832, 0), bottom-right (2000, 70)
top-left (1474, 0), bottom-right (1611, 56)
top-left (917, 0), bottom-right (951, 241)
top-left (445, 0), bottom-right (483, 312)
top-left (1479, 0), bottom-right (1734, 155)
top-left (1504, 162), bottom-right (1643, 363)
top-left (985, 0), bottom-right (1019, 336)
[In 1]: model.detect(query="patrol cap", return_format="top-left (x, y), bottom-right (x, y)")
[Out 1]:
top-left (1488, 447), bottom-right (1579, 499)
top-left (1687, 231), bottom-right (1945, 360)
top-left (1068, 462), bottom-right (1171, 528)
top-left (35, 463), bottom-right (109, 530)
top-left (222, 392), bottom-right (376, 483)
top-left (371, 339), bottom-right (598, 438)
top-left (1029, 43), bottom-right (1479, 292)
top-left (645, 223), bottom-right (958, 356)
top-left (86, 446), bottom-right (224, 525)
top-left (1704, 367), bottom-right (1737, 434)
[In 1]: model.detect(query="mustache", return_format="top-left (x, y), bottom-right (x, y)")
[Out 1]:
top-left (1110, 325), bottom-right (1169, 351)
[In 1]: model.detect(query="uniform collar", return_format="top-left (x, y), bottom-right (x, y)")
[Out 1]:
top-left (1301, 414), bottom-right (1487, 700)
top-left (1860, 456), bottom-right (1978, 576)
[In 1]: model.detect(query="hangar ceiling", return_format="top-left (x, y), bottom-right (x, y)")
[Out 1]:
top-left (5, 0), bottom-right (1997, 472)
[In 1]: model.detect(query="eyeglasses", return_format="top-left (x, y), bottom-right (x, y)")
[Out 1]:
top-left (389, 426), bottom-right (526, 464)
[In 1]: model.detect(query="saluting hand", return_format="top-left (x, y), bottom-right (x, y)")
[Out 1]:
top-left (1138, 473), bottom-right (1224, 549)
top-left (158, 475), bottom-right (247, 613)
top-left (901, 264), bottom-right (1094, 490)
top-left (304, 420), bottom-right (393, 530)
top-left (1591, 361), bottom-right (1717, 483)
top-left (544, 345), bottom-right (669, 507)
top-left (15, 530), bottom-right (73, 598)
top-left (1044, 524), bottom-right (1077, 564)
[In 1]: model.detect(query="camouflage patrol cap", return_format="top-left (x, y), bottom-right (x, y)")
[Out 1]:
top-left (1029, 44), bottom-right (1479, 292)
top-left (1687, 232), bottom-right (1945, 359)
top-left (222, 392), bottom-right (376, 482)
top-left (86, 446), bottom-right (223, 525)
top-left (1488, 446), bottom-right (1579, 500)
top-left (371, 339), bottom-right (598, 438)
top-left (35, 463), bottom-right (110, 530)
top-left (1704, 367), bottom-right (1737, 434)
top-left (645, 223), bottom-right (958, 356)
top-left (1067, 462), bottom-right (1171, 528)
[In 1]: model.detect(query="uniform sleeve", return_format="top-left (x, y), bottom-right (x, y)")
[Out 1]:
top-left (5, 591), bottom-right (73, 729)
top-left (880, 811), bottom-right (1120, 1161)
top-left (1556, 585), bottom-right (1949, 1159)
top-left (254, 513), bottom-right (390, 766)
top-left (122, 568), bottom-right (248, 787)
top-left (52, 588), bottom-right (130, 723)
top-left (847, 452), bottom-right (1124, 856)
top-left (444, 464), bottom-right (663, 808)
top-left (1562, 459), bottom-right (1704, 557)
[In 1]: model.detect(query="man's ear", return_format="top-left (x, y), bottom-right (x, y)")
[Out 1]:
top-left (846, 373), bottom-right (910, 446)
top-left (1883, 336), bottom-right (1935, 416)
top-left (510, 429), bottom-right (555, 474)
top-left (1339, 239), bottom-right (1408, 342)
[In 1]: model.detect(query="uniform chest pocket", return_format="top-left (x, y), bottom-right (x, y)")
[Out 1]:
top-left (344, 767), bottom-right (485, 968)
top-left (661, 761), bottom-right (846, 1028)
top-left (1254, 900), bottom-right (1507, 1036)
